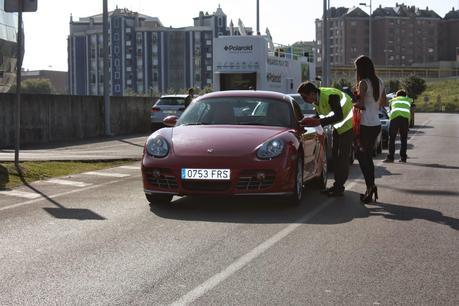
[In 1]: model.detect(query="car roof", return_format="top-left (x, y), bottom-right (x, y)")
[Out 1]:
top-left (159, 94), bottom-right (188, 98)
top-left (198, 90), bottom-right (290, 101)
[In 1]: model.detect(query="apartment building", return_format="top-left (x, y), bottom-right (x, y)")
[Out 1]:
top-left (68, 7), bottom-right (216, 96)
top-left (316, 3), bottom-right (458, 67)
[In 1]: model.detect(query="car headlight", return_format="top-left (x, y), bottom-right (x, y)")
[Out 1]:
top-left (146, 135), bottom-right (169, 158)
top-left (256, 139), bottom-right (284, 159)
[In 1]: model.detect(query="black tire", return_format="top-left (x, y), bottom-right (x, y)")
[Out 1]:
top-left (349, 145), bottom-right (355, 165)
top-left (315, 151), bottom-right (328, 189)
top-left (377, 138), bottom-right (382, 154)
top-left (146, 193), bottom-right (173, 206)
top-left (286, 157), bottom-right (304, 206)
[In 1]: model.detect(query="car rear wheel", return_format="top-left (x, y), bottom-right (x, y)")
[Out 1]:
top-left (146, 193), bottom-right (173, 206)
top-left (315, 152), bottom-right (328, 189)
top-left (286, 157), bottom-right (304, 206)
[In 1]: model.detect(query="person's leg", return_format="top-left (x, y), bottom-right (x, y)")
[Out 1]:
top-left (399, 118), bottom-right (409, 161)
top-left (332, 129), bottom-right (353, 194)
top-left (387, 118), bottom-right (399, 161)
top-left (358, 125), bottom-right (379, 188)
top-left (366, 126), bottom-right (380, 187)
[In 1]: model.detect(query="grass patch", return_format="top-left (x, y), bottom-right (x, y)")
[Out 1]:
top-left (416, 79), bottom-right (459, 112)
top-left (0, 160), bottom-right (138, 190)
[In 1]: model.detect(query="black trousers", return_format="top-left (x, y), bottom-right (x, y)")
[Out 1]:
top-left (357, 125), bottom-right (381, 189)
top-left (332, 129), bottom-right (354, 191)
top-left (388, 117), bottom-right (409, 160)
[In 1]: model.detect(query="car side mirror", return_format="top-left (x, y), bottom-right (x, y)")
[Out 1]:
top-left (163, 115), bottom-right (178, 127)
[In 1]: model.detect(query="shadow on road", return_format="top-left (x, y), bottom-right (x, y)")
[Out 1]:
top-left (367, 202), bottom-right (459, 230)
top-left (378, 183), bottom-right (459, 197)
top-left (403, 162), bottom-right (459, 170)
top-left (16, 167), bottom-right (106, 221)
top-left (149, 190), bottom-right (458, 231)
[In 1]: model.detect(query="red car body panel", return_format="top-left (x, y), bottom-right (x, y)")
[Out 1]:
top-left (141, 90), bottom-right (327, 197)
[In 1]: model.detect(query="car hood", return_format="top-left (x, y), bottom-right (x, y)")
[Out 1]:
top-left (170, 125), bottom-right (289, 157)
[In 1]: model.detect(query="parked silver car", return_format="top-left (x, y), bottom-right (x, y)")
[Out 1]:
top-left (150, 95), bottom-right (188, 130)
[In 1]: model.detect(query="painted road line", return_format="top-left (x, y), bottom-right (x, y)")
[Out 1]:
top-left (84, 171), bottom-right (130, 178)
top-left (0, 190), bottom-right (41, 199)
top-left (118, 166), bottom-right (141, 170)
top-left (0, 174), bottom-right (142, 212)
top-left (170, 119), bottom-right (432, 306)
top-left (46, 179), bottom-right (92, 188)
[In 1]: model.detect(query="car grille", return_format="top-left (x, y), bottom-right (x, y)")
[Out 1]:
top-left (236, 170), bottom-right (275, 191)
top-left (145, 169), bottom-right (178, 190)
top-left (182, 180), bottom-right (232, 191)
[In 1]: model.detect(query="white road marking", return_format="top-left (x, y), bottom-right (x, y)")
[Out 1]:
top-left (0, 175), bottom-right (141, 212)
top-left (171, 181), bottom-right (358, 306)
top-left (0, 190), bottom-right (41, 199)
top-left (84, 171), bottom-right (130, 178)
top-left (45, 179), bottom-right (92, 188)
top-left (171, 120), bottom-right (431, 306)
top-left (118, 166), bottom-right (140, 170)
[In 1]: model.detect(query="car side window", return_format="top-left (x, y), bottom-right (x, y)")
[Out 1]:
top-left (291, 100), bottom-right (303, 121)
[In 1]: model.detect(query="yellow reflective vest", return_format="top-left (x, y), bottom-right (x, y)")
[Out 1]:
top-left (389, 96), bottom-right (412, 121)
top-left (316, 87), bottom-right (353, 134)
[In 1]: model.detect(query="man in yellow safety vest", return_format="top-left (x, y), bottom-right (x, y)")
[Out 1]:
top-left (298, 81), bottom-right (354, 197)
top-left (384, 89), bottom-right (413, 163)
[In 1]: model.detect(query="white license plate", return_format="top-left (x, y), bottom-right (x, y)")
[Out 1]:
top-left (163, 110), bottom-right (176, 114)
top-left (181, 168), bottom-right (231, 180)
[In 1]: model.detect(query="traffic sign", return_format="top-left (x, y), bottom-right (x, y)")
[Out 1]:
top-left (4, 0), bottom-right (37, 12)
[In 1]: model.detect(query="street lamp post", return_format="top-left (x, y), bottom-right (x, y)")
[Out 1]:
top-left (359, 1), bottom-right (372, 59)
top-left (103, 0), bottom-right (111, 136)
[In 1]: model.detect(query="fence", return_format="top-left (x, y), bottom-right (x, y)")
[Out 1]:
top-left (0, 94), bottom-right (154, 148)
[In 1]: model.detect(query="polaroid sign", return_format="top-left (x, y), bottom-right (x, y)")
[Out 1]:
top-left (224, 45), bottom-right (254, 53)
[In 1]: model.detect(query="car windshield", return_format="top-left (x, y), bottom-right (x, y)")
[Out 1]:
top-left (177, 97), bottom-right (293, 127)
top-left (288, 94), bottom-right (316, 115)
top-left (156, 97), bottom-right (186, 106)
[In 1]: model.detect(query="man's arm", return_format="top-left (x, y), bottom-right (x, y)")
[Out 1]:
top-left (320, 94), bottom-right (343, 127)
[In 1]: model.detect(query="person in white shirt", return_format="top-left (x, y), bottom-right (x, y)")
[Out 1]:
top-left (353, 55), bottom-right (387, 204)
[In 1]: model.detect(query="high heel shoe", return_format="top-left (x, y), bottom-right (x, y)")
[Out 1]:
top-left (362, 185), bottom-right (378, 203)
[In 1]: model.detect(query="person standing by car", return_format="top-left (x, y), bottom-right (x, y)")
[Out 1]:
top-left (184, 88), bottom-right (194, 109)
top-left (353, 55), bottom-right (386, 204)
top-left (384, 89), bottom-right (412, 163)
top-left (297, 81), bottom-right (354, 197)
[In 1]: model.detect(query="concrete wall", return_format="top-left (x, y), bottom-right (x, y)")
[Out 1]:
top-left (0, 94), bottom-right (154, 148)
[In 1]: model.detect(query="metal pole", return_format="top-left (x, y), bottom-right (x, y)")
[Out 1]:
top-left (103, 0), bottom-right (111, 135)
top-left (369, 0), bottom-right (372, 59)
top-left (15, 4), bottom-right (23, 169)
top-left (256, 0), bottom-right (260, 35)
top-left (322, 0), bottom-right (329, 86)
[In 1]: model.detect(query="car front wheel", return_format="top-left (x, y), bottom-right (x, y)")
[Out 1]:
top-left (286, 157), bottom-right (304, 206)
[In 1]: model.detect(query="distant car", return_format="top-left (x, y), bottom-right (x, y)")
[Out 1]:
top-left (379, 106), bottom-right (390, 149)
top-left (142, 90), bottom-right (328, 206)
top-left (150, 95), bottom-right (188, 130)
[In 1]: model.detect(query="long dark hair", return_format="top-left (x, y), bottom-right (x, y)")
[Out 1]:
top-left (354, 55), bottom-right (379, 101)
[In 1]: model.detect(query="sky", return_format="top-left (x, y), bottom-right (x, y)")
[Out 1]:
top-left (19, 0), bottom-right (459, 71)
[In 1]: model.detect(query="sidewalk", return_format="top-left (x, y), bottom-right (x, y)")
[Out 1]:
top-left (0, 134), bottom-right (149, 162)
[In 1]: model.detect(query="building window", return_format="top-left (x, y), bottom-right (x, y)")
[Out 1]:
top-left (114, 71), bottom-right (120, 79)
top-left (114, 84), bottom-right (121, 92)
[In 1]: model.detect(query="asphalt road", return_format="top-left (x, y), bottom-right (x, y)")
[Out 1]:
top-left (0, 113), bottom-right (458, 305)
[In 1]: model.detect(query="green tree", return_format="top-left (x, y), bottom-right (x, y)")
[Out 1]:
top-left (387, 79), bottom-right (401, 94)
top-left (9, 78), bottom-right (55, 94)
top-left (331, 78), bottom-right (352, 90)
top-left (401, 75), bottom-right (426, 100)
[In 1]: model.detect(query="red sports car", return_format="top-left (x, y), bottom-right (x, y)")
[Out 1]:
top-left (141, 90), bottom-right (328, 206)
